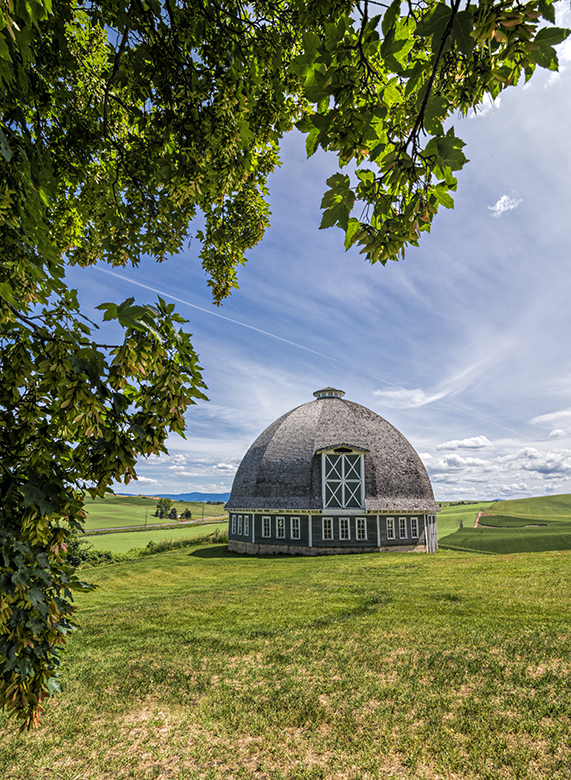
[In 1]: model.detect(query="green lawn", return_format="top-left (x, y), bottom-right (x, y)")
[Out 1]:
top-left (87, 520), bottom-right (229, 554)
top-left (1, 546), bottom-right (571, 779)
top-left (83, 494), bottom-right (227, 530)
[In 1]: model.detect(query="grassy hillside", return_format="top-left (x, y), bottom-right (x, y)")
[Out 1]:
top-left (1, 546), bottom-right (570, 779)
top-left (436, 501), bottom-right (495, 538)
top-left (83, 493), bottom-right (227, 530)
top-left (493, 493), bottom-right (571, 517)
top-left (438, 493), bottom-right (571, 554)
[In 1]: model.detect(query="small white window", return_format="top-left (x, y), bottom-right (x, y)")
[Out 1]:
top-left (276, 516), bottom-right (285, 539)
top-left (237, 515), bottom-right (243, 535)
top-left (386, 517), bottom-right (395, 540)
top-left (339, 517), bottom-right (350, 540)
top-left (291, 517), bottom-right (300, 540)
top-left (322, 517), bottom-right (333, 540)
top-left (399, 517), bottom-right (407, 539)
top-left (410, 517), bottom-right (418, 539)
top-left (231, 514), bottom-right (236, 534)
top-left (244, 515), bottom-right (250, 536)
top-left (356, 517), bottom-right (367, 541)
top-left (262, 516), bottom-right (271, 538)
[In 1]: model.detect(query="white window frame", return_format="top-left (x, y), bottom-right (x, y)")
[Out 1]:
top-left (291, 517), bottom-right (300, 540)
top-left (237, 515), bottom-right (243, 535)
top-left (322, 451), bottom-right (365, 509)
top-left (322, 517), bottom-right (333, 541)
top-left (386, 517), bottom-right (395, 540)
top-left (244, 515), bottom-right (250, 536)
top-left (262, 516), bottom-right (271, 538)
top-left (339, 517), bottom-right (350, 541)
top-left (399, 517), bottom-right (407, 539)
top-left (356, 517), bottom-right (367, 541)
top-left (276, 516), bottom-right (285, 539)
top-left (410, 517), bottom-right (418, 539)
top-left (231, 514), bottom-right (236, 534)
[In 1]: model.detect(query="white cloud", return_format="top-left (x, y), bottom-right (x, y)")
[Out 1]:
top-left (436, 435), bottom-right (494, 451)
top-left (549, 429), bottom-right (566, 438)
top-left (133, 477), bottom-right (160, 485)
top-left (488, 193), bottom-right (523, 217)
top-left (531, 408), bottom-right (571, 426)
top-left (373, 387), bottom-right (446, 409)
top-left (497, 482), bottom-right (530, 496)
top-left (422, 453), bottom-right (491, 472)
top-left (496, 447), bottom-right (571, 476)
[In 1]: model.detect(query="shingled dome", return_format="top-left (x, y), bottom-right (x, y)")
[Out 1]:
top-left (227, 388), bottom-right (439, 555)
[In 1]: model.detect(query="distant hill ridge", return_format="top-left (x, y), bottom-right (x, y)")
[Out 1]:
top-left (123, 492), bottom-right (231, 502)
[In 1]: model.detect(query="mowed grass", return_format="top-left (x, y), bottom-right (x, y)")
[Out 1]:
top-left (87, 521), bottom-right (229, 554)
top-left (83, 494), bottom-right (227, 531)
top-left (1, 547), bottom-right (571, 779)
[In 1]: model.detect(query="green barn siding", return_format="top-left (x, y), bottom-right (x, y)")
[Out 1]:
top-left (229, 512), bottom-right (429, 551)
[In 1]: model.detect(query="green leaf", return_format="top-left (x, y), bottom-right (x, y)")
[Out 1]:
top-left (423, 95), bottom-right (448, 135)
top-left (415, 3), bottom-right (452, 39)
top-left (538, 0), bottom-right (556, 24)
top-left (320, 202), bottom-right (350, 231)
top-left (344, 218), bottom-right (361, 250)
top-left (0, 282), bottom-right (15, 304)
top-left (433, 186), bottom-right (454, 209)
top-left (0, 127), bottom-right (13, 162)
top-left (452, 10), bottom-right (475, 56)
top-left (534, 27), bottom-right (570, 47)
top-left (382, 0), bottom-right (401, 36)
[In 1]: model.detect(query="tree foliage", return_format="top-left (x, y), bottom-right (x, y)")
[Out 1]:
top-left (0, 0), bottom-right (567, 728)
top-left (155, 497), bottom-right (173, 519)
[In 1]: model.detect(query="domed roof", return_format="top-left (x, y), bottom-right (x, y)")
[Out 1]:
top-left (227, 390), bottom-right (439, 513)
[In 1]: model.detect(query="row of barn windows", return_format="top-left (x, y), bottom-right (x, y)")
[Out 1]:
top-left (230, 515), bottom-right (419, 541)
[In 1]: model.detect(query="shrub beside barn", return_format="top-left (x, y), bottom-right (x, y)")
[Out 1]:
top-left (226, 388), bottom-right (439, 555)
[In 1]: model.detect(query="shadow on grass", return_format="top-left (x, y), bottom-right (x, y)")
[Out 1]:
top-left (190, 545), bottom-right (235, 558)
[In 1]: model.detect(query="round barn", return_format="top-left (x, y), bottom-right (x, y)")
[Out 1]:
top-left (226, 388), bottom-right (440, 555)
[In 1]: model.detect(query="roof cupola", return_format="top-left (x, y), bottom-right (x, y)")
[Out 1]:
top-left (313, 387), bottom-right (345, 399)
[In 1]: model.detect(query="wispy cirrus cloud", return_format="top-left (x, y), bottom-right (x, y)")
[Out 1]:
top-left (373, 387), bottom-right (447, 409)
top-left (531, 408), bottom-right (571, 426)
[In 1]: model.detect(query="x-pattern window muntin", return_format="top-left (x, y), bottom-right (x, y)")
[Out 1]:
top-left (323, 451), bottom-right (364, 509)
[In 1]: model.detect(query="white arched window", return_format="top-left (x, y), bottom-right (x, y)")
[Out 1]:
top-left (319, 447), bottom-right (366, 509)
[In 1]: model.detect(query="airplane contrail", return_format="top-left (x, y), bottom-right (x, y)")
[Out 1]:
top-left (94, 266), bottom-right (528, 441)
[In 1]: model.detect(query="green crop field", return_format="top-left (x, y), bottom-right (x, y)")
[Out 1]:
top-left (2, 546), bottom-right (570, 780)
top-left (492, 493), bottom-right (571, 517)
top-left (436, 501), bottom-right (496, 538)
top-left (438, 493), bottom-right (571, 554)
top-left (87, 520), bottom-right (229, 554)
top-left (82, 494), bottom-right (227, 531)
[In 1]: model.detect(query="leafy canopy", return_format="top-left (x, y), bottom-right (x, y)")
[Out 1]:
top-left (0, 0), bottom-right (567, 728)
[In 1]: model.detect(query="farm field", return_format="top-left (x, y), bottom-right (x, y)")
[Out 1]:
top-left (437, 493), bottom-right (571, 554)
top-left (82, 494), bottom-right (227, 531)
top-left (436, 501), bottom-right (495, 538)
top-left (1, 545), bottom-right (570, 780)
top-left (87, 520), bottom-right (229, 554)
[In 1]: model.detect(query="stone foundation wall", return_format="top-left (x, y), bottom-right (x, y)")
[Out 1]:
top-left (228, 540), bottom-right (427, 556)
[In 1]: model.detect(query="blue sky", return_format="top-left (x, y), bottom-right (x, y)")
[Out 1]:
top-left (68, 15), bottom-right (571, 501)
